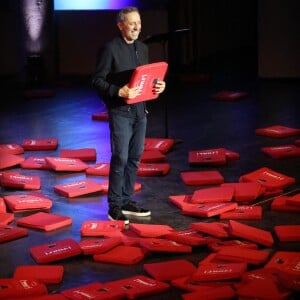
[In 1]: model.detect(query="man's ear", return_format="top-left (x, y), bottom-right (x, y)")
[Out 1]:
top-left (117, 22), bottom-right (123, 31)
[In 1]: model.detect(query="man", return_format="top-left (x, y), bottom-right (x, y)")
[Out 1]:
top-left (92, 7), bottom-right (166, 224)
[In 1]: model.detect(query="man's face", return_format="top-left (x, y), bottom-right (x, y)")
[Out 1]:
top-left (118, 11), bottom-right (141, 43)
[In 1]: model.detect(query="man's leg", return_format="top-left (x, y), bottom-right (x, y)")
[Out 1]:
top-left (122, 116), bottom-right (151, 216)
top-left (107, 113), bottom-right (132, 223)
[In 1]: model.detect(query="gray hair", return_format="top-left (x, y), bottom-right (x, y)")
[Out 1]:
top-left (116, 6), bottom-right (140, 23)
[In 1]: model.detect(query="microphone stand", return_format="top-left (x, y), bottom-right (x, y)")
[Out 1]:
top-left (143, 29), bottom-right (190, 140)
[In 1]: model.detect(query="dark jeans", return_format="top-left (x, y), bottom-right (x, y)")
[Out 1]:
top-left (108, 112), bottom-right (147, 209)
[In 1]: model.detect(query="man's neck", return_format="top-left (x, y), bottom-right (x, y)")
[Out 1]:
top-left (122, 36), bottom-right (135, 44)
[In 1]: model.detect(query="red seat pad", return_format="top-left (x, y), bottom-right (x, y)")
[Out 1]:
top-left (62, 282), bottom-right (125, 300)
top-left (215, 247), bottom-right (270, 265)
top-left (0, 278), bottom-right (48, 299)
top-left (192, 262), bottom-right (247, 281)
top-left (139, 237), bottom-right (192, 253)
top-left (85, 162), bottom-right (110, 176)
top-left (255, 125), bottom-right (300, 138)
top-left (221, 182), bottom-right (265, 203)
top-left (208, 239), bottom-right (258, 252)
top-left (198, 252), bottom-right (228, 265)
top-left (276, 269), bottom-right (300, 292)
top-left (60, 148), bottom-right (97, 161)
top-left (190, 221), bottom-right (230, 238)
top-left (239, 166), bottom-right (295, 191)
top-left (0, 152), bottom-right (25, 169)
top-left (80, 220), bottom-right (126, 237)
top-left (188, 148), bottom-right (227, 165)
top-left (191, 186), bottom-right (234, 203)
top-left (181, 285), bottom-right (236, 300)
top-left (129, 223), bottom-right (174, 238)
top-left (271, 195), bottom-right (300, 212)
top-left (20, 156), bottom-right (52, 170)
top-left (144, 259), bottom-right (197, 281)
top-left (0, 143), bottom-right (24, 154)
top-left (0, 212), bottom-right (14, 226)
top-left (286, 192), bottom-right (300, 206)
top-left (264, 251), bottom-right (300, 277)
top-left (219, 205), bottom-right (262, 220)
top-left (144, 137), bottom-right (174, 153)
top-left (54, 179), bottom-right (103, 198)
top-left (235, 277), bottom-right (290, 300)
top-left (210, 90), bottom-right (248, 101)
top-left (45, 156), bottom-right (89, 171)
top-left (274, 225), bottom-right (300, 242)
top-left (4, 193), bottom-right (52, 212)
top-left (168, 194), bottom-right (194, 209)
top-left (14, 265), bottom-right (64, 284)
top-left (223, 147), bottom-right (240, 160)
top-left (79, 236), bottom-right (122, 255)
top-left (1, 172), bottom-right (41, 190)
top-left (0, 196), bottom-right (6, 213)
top-left (93, 245), bottom-right (145, 264)
top-left (17, 211), bottom-right (72, 232)
top-left (22, 138), bottom-right (58, 150)
top-left (29, 238), bottom-right (82, 263)
top-left (182, 202), bottom-right (238, 218)
top-left (140, 149), bottom-right (166, 162)
top-left (125, 61), bottom-right (168, 104)
top-left (228, 220), bottom-right (274, 247)
top-left (163, 228), bottom-right (217, 246)
top-left (181, 170), bottom-right (224, 186)
top-left (261, 144), bottom-right (300, 159)
top-left (91, 111), bottom-right (109, 121)
top-left (119, 230), bottom-right (143, 246)
top-left (171, 274), bottom-right (234, 292)
top-left (0, 225), bottom-right (28, 243)
top-left (102, 275), bottom-right (170, 299)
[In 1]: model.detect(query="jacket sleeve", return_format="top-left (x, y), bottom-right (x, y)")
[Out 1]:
top-left (91, 45), bottom-right (120, 99)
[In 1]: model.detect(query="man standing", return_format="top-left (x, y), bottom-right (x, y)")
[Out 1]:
top-left (92, 7), bottom-right (166, 224)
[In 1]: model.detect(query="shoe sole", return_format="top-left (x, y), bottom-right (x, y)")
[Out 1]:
top-left (108, 215), bottom-right (129, 225)
top-left (121, 210), bottom-right (151, 217)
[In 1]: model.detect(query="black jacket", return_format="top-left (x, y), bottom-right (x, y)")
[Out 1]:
top-left (92, 35), bottom-right (149, 111)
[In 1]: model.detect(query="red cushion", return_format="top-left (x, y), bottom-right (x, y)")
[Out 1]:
top-left (261, 144), bottom-right (300, 159)
top-left (189, 148), bottom-right (227, 165)
top-left (144, 137), bottom-right (174, 153)
top-left (29, 238), bottom-right (82, 263)
top-left (93, 245), bottom-right (145, 264)
top-left (210, 90), bottom-right (248, 101)
top-left (54, 179), bottom-right (103, 198)
top-left (22, 138), bottom-right (58, 150)
top-left (60, 148), bottom-right (97, 161)
top-left (0, 143), bottom-right (24, 154)
top-left (17, 211), bottom-right (72, 232)
top-left (181, 170), bottom-right (224, 186)
top-left (255, 125), bottom-right (300, 138)
top-left (144, 259), bottom-right (196, 281)
top-left (92, 111), bottom-right (109, 121)
top-left (0, 152), bottom-right (25, 169)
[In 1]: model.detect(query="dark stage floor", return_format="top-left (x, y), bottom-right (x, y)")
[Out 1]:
top-left (1, 56), bottom-right (300, 299)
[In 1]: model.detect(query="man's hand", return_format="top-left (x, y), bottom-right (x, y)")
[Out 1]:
top-left (154, 80), bottom-right (166, 94)
top-left (118, 85), bottom-right (139, 99)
